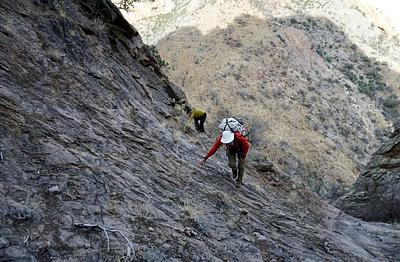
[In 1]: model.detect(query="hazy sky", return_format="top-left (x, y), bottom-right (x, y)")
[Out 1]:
top-left (365, 0), bottom-right (400, 31)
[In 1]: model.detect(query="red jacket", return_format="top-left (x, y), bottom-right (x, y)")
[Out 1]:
top-left (204, 131), bottom-right (249, 160)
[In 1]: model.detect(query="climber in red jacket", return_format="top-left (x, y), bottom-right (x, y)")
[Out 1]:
top-left (200, 130), bottom-right (250, 187)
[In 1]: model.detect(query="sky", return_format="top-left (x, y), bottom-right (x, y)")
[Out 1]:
top-left (364, 0), bottom-right (400, 32)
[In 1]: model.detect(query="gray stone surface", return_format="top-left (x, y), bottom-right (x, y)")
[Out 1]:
top-left (337, 124), bottom-right (400, 222)
top-left (0, 0), bottom-right (399, 261)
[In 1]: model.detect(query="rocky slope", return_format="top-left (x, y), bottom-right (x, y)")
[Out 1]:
top-left (115, 0), bottom-right (400, 199)
top-left (337, 121), bottom-right (400, 222)
top-left (1, 0), bottom-right (400, 261)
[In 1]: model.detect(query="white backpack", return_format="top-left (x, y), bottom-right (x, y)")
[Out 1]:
top-left (218, 117), bottom-right (248, 136)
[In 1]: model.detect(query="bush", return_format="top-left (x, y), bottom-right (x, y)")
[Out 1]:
top-left (116, 0), bottom-right (135, 11)
top-left (144, 44), bottom-right (169, 68)
top-left (344, 83), bottom-right (352, 91)
top-left (357, 81), bottom-right (375, 97)
top-left (116, 0), bottom-right (155, 12)
top-left (383, 96), bottom-right (400, 109)
top-left (325, 56), bottom-right (332, 63)
top-left (344, 63), bottom-right (354, 70)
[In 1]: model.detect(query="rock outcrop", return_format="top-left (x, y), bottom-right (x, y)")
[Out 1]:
top-left (0, 0), bottom-right (399, 261)
top-left (337, 121), bottom-right (400, 222)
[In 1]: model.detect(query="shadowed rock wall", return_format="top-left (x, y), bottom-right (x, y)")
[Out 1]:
top-left (337, 120), bottom-right (400, 222)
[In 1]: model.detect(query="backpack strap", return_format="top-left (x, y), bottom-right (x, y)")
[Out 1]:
top-left (225, 118), bottom-right (234, 132)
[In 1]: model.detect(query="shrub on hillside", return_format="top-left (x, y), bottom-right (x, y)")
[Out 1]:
top-left (383, 95), bottom-right (400, 109)
top-left (116, 0), bottom-right (155, 12)
top-left (144, 44), bottom-right (169, 68)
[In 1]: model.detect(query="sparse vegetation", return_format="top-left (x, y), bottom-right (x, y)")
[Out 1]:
top-left (246, 117), bottom-right (266, 146)
top-left (341, 57), bottom-right (388, 98)
top-left (144, 44), bottom-right (169, 68)
top-left (344, 83), bottom-right (352, 91)
top-left (287, 0), bottom-right (317, 13)
top-left (249, 0), bottom-right (266, 10)
top-left (384, 95), bottom-right (399, 108)
top-left (276, 34), bottom-right (286, 44)
top-left (135, 203), bottom-right (155, 222)
top-left (90, 17), bottom-right (106, 31)
top-left (182, 197), bottom-right (195, 217)
top-left (383, 95), bottom-right (400, 115)
top-left (116, 0), bottom-right (154, 12)
top-left (116, 0), bottom-right (136, 11)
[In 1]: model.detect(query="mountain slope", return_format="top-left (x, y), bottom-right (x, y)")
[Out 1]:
top-left (116, 0), bottom-right (400, 199)
top-left (0, 0), bottom-right (399, 261)
top-left (117, 0), bottom-right (400, 69)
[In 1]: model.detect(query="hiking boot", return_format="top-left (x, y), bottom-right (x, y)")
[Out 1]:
top-left (235, 180), bottom-right (242, 188)
top-left (232, 169), bottom-right (238, 180)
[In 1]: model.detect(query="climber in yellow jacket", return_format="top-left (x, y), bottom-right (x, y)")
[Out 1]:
top-left (184, 106), bottom-right (207, 133)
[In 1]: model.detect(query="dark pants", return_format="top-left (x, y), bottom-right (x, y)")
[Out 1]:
top-left (194, 113), bottom-right (207, 132)
top-left (226, 149), bottom-right (246, 184)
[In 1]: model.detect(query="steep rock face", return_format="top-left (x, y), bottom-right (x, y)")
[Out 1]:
top-left (0, 0), bottom-right (186, 260)
top-left (337, 121), bottom-right (400, 222)
top-left (0, 0), bottom-right (400, 261)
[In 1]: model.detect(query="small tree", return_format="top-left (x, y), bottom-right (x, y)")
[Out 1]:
top-left (117, 0), bottom-right (135, 12)
top-left (116, 0), bottom-right (155, 12)
top-left (145, 44), bottom-right (169, 69)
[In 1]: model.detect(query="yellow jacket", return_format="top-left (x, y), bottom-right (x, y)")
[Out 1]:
top-left (185, 108), bottom-right (206, 128)
top-left (189, 108), bottom-right (206, 119)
